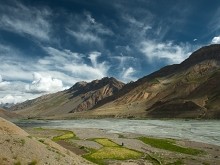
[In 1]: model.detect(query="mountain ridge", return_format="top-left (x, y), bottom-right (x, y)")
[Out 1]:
top-left (11, 77), bottom-right (125, 117)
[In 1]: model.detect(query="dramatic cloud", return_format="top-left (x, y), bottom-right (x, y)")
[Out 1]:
top-left (0, 43), bottom-right (110, 104)
top-left (0, 0), bottom-right (218, 105)
top-left (43, 47), bottom-right (110, 81)
top-left (26, 72), bottom-right (65, 94)
top-left (211, 36), bottom-right (220, 44)
top-left (63, 52), bottom-right (109, 80)
top-left (140, 40), bottom-right (192, 64)
top-left (0, 0), bottom-right (51, 41)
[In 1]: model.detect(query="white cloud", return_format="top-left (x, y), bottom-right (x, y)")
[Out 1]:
top-left (67, 29), bottom-right (101, 44)
top-left (0, 94), bottom-right (25, 104)
top-left (42, 47), bottom-right (109, 81)
top-left (62, 51), bottom-right (109, 80)
top-left (89, 52), bottom-right (101, 67)
top-left (211, 36), bottom-right (220, 44)
top-left (140, 40), bottom-right (191, 64)
top-left (121, 67), bottom-right (137, 82)
top-left (0, 1), bottom-right (51, 41)
top-left (0, 44), bottom-right (92, 104)
top-left (26, 72), bottom-right (66, 94)
top-left (43, 47), bottom-right (82, 63)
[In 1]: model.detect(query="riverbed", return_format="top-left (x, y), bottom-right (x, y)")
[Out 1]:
top-left (13, 119), bottom-right (220, 146)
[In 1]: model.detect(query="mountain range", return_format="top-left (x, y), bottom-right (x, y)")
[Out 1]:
top-left (9, 44), bottom-right (220, 119)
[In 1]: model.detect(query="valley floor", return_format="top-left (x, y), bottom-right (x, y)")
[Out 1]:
top-left (22, 126), bottom-right (220, 165)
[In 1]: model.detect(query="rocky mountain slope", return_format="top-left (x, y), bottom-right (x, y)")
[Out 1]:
top-left (0, 117), bottom-right (92, 165)
top-left (11, 77), bottom-right (124, 118)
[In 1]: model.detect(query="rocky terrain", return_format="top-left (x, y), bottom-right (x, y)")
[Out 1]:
top-left (10, 44), bottom-right (220, 119)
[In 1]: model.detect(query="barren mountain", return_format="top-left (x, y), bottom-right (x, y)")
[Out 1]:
top-left (11, 77), bottom-right (124, 118)
top-left (78, 44), bottom-right (220, 119)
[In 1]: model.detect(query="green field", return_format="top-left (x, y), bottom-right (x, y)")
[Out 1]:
top-left (138, 137), bottom-right (203, 155)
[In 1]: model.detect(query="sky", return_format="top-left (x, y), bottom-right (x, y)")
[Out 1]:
top-left (1, 0), bottom-right (220, 105)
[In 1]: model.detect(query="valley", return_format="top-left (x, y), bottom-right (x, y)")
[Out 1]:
top-left (11, 119), bottom-right (220, 165)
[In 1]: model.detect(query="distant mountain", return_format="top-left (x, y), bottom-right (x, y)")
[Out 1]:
top-left (11, 44), bottom-right (220, 119)
top-left (0, 103), bottom-right (15, 110)
top-left (11, 77), bottom-right (124, 118)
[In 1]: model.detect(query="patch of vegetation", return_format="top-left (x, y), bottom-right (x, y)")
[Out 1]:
top-left (89, 147), bottom-right (141, 159)
top-left (38, 139), bottom-right (45, 143)
top-left (138, 137), bottom-right (203, 155)
top-left (94, 138), bottom-right (119, 147)
top-left (80, 146), bottom-right (85, 149)
top-left (34, 127), bottom-right (78, 141)
top-left (52, 130), bottom-right (75, 141)
top-left (83, 138), bottom-right (143, 165)
top-left (28, 160), bottom-right (37, 165)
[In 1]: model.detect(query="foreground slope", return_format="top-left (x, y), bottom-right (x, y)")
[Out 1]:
top-left (0, 117), bottom-right (92, 165)
top-left (78, 44), bottom-right (220, 119)
top-left (11, 77), bottom-right (124, 118)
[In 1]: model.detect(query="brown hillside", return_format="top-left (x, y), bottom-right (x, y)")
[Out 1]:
top-left (11, 77), bottom-right (124, 118)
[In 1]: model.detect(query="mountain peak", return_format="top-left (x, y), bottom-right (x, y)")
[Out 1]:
top-left (182, 44), bottom-right (220, 66)
top-left (66, 77), bottom-right (125, 112)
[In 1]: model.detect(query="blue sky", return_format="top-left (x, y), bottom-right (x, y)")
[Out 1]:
top-left (1, 0), bottom-right (220, 104)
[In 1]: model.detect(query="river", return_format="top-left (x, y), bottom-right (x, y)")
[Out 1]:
top-left (13, 119), bottom-right (220, 146)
